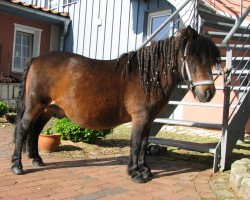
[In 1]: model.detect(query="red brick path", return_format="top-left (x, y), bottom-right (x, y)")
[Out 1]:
top-left (0, 125), bottom-right (218, 200)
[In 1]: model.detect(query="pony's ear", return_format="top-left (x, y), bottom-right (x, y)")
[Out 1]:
top-left (186, 25), bottom-right (198, 41)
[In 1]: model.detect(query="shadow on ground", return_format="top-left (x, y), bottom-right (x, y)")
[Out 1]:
top-left (23, 153), bottom-right (210, 182)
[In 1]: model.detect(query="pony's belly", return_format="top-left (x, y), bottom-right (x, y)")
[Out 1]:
top-left (64, 105), bottom-right (131, 130)
top-left (70, 113), bottom-right (130, 130)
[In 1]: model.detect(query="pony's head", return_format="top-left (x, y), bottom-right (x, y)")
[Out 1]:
top-left (176, 26), bottom-right (221, 102)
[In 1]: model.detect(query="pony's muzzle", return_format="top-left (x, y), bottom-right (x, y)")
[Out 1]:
top-left (195, 84), bottom-right (215, 102)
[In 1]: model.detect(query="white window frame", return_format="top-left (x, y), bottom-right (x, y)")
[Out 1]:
top-left (12, 23), bottom-right (42, 73)
top-left (147, 9), bottom-right (173, 41)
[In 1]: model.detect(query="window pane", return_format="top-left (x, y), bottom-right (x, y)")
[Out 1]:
top-left (22, 58), bottom-right (28, 69)
top-left (22, 46), bottom-right (31, 57)
top-left (151, 15), bottom-right (170, 41)
top-left (22, 34), bottom-right (32, 46)
top-left (16, 33), bottom-right (21, 45)
top-left (14, 57), bottom-right (21, 69)
top-left (15, 45), bottom-right (21, 57)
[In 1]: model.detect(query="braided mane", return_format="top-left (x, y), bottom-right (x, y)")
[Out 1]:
top-left (136, 36), bottom-right (178, 95)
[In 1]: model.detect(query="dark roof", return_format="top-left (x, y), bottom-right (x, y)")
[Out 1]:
top-left (7, 0), bottom-right (69, 18)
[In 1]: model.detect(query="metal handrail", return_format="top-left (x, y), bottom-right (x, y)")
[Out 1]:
top-left (136, 0), bottom-right (192, 51)
top-left (240, 0), bottom-right (243, 16)
top-left (221, 5), bottom-right (250, 47)
top-left (221, 4), bottom-right (250, 124)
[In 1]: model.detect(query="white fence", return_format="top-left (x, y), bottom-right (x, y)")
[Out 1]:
top-left (0, 83), bottom-right (20, 110)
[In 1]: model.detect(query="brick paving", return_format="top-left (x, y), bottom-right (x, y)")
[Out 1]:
top-left (0, 124), bottom-right (219, 200)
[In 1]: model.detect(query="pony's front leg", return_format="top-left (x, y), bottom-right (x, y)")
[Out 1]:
top-left (138, 128), bottom-right (153, 178)
top-left (128, 117), bottom-right (149, 183)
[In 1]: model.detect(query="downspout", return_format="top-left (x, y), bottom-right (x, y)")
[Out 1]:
top-left (60, 20), bottom-right (70, 51)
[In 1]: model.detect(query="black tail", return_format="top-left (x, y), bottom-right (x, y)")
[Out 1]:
top-left (13, 57), bottom-right (35, 152)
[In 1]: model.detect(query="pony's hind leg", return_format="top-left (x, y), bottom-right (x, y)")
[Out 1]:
top-left (11, 103), bottom-right (45, 175)
top-left (28, 111), bottom-right (53, 167)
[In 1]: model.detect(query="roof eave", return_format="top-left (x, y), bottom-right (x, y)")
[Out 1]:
top-left (0, 0), bottom-right (70, 25)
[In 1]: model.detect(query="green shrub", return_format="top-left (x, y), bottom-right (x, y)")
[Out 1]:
top-left (43, 127), bottom-right (55, 135)
top-left (54, 117), bottom-right (112, 143)
top-left (0, 101), bottom-right (9, 116)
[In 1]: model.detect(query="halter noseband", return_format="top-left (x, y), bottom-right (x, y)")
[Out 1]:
top-left (181, 42), bottom-right (214, 88)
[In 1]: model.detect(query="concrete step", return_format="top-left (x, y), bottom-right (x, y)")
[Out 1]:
top-left (148, 136), bottom-right (217, 154)
top-left (217, 44), bottom-right (250, 49)
top-left (212, 70), bottom-right (250, 75)
top-left (199, 7), bottom-right (235, 24)
top-left (176, 84), bottom-right (250, 92)
top-left (204, 31), bottom-right (250, 45)
top-left (154, 118), bottom-right (222, 129)
top-left (215, 44), bottom-right (250, 57)
top-left (221, 57), bottom-right (250, 61)
top-left (208, 31), bottom-right (250, 39)
top-left (203, 20), bottom-right (250, 34)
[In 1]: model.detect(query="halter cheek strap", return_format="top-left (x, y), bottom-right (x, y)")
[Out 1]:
top-left (181, 42), bottom-right (214, 88)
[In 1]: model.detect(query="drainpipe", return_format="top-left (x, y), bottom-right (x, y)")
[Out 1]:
top-left (60, 20), bottom-right (70, 51)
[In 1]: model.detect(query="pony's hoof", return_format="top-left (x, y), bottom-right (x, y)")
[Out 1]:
top-left (141, 170), bottom-right (154, 178)
top-left (131, 176), bottom-right (145, 183)
top-left (32, 159), bottom-right (45, 167)
top-left (11, 166), bottom-right (24, 175)
top-left (130, 171), bottom-right (145, 183)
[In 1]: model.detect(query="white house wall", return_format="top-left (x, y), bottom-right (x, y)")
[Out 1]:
top-left (64, 0), bottom-right (173, 60)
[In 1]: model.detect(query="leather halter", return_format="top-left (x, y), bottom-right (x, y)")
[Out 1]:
top-left (181, 42), bottom-right (214, 88)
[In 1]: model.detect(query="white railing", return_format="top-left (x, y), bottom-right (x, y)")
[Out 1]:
top-left (221, 6), bottom-right (250, 124)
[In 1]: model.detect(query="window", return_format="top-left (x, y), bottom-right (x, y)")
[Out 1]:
top-left (147, 10), bottom-right (173, 41)
top-left (13, 32), bottom-right (33, 71)
top-left (63, 0), bottom-right (78, 6)
top-left (12, 24), bottom-right (42, 73)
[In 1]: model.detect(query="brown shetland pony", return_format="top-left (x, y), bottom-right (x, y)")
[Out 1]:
top-left (11, 26), bottom-right (220, 183)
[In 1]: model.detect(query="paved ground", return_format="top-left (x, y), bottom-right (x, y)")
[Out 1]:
top-left (0, 124), bottom-right (227, 200)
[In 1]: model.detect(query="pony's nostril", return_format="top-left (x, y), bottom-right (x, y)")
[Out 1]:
top-left (205, 89), bottom-right (211, 99)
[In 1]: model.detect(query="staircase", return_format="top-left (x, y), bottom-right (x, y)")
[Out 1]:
top-left (148, 0), bottom-right (250, 172)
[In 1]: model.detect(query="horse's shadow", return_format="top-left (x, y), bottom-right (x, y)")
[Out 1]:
top-left (96, 139), bottom-right (130, 148)
top-left (24, 154), bottom-right (210, 181)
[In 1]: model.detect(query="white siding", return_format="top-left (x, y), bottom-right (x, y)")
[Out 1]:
top-left (110, 0), bottom-right (122, 59)
top-left (95, 0), bottom-right (108, 59)
top-left (102, 0), bottom-right (115, 59)
top-left (64, 0), bottom-right (173, 60)
top-left (118, 1), bottom-right (131, 56)
top-left (82, 0), bottom-right (94, 57)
